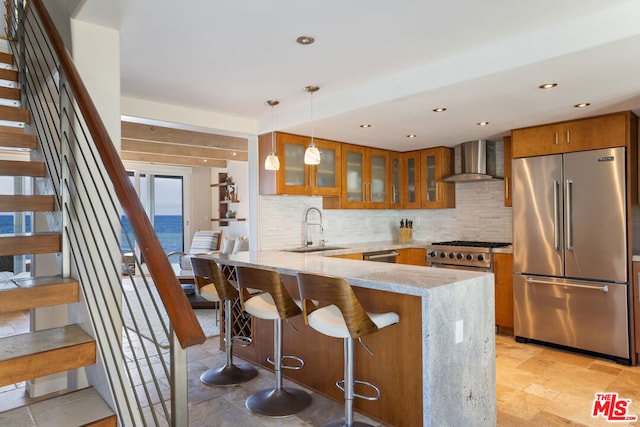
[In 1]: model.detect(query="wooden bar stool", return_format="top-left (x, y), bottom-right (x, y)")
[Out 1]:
top-left (190, 258), bottom-right (258, 386)
top-left (297, 272), bottom-right (399, 427)
top-left (236, 265), bottom-right (312, 417)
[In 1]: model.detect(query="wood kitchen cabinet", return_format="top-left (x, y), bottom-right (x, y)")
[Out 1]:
top-left (503, 136), bottom-right (512, 207)
top-left (389, 153), bottom-right (402, 208)
top-left (341, 144), bottom-right (390, 209)
top-left (420, 146), bottom-right (455, 209)
top-left (401, 151), bottom-right (421, 209)
top-left (396, 248), bottom-right (426, 266)
top-left (493, 252), bottom-right (514, 331)
top-left (511, 112), bottom-right (629, 158)
top-left (258, 132), bottom-right (341, 196)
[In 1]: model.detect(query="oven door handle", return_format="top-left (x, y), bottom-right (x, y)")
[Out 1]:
top-left (364, 251), bottom-right (399, 260)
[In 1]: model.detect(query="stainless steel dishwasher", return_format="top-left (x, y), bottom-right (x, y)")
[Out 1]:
top-left (362, 250), bottom-right (399, 263)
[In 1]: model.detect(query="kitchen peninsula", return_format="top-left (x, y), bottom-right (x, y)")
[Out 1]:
top-left (200, 249), bottom-right (496, 426)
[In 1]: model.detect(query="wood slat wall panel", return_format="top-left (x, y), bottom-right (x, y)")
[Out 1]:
top-left (122, 138), bottom-right (248, 161)
top-left (122, 121), bottom-right (247, 151)
top-left (121, 152), bottom-right (227, 168)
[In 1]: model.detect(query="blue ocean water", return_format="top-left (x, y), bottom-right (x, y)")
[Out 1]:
top-left (1, 214), bottom-right (182, 254)
top-left (0, 214), bottom-right (31, 234)
top-left (121, 214), bottom-right (183, 254)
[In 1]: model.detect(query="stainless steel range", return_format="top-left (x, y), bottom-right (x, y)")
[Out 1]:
top-left (426, 241), bottom-right (510, 271)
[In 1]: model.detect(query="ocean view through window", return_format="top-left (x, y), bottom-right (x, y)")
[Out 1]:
top-left (122, 172), bottom-right (184, 255)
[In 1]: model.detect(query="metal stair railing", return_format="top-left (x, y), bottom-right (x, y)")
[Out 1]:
top-left (5, 1), bottom-right (205, 425)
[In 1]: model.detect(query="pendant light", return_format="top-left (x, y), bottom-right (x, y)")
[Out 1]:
top-left (264, 99), bottom-right (280, 170)
top-left (304, 85), bottom-right (321, 165)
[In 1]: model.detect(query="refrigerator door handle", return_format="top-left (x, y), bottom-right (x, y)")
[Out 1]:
top-left (553, 180), bottom-right (560, 250)
top-left (525, 277), bottom-right (608, 292)
top-left (566, 179), bottom-right (574, 250)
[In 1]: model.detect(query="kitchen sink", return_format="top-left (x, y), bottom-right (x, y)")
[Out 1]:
top-left (285, 246), bottom-right (345, 253)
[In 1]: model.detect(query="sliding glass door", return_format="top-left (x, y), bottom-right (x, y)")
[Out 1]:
top-left (123, 171), bottom-right (186, 256)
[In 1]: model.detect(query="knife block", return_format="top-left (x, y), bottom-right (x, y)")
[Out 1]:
top-left (398, 227), bottom-right (412, 243)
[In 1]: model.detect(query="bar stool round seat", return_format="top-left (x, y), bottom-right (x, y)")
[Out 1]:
top-left (236, 266), bottom-right (312, 417)
top-left (297, 272), bottom-right (399, 427)
top-left (191, 258), bottom-right (258, 386)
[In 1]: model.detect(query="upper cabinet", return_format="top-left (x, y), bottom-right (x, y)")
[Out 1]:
top-left (512, 112), bottom-right (630, 158)
top-left (401, 151), bottom-right (422, 209)
top-left (259, 132), bottom-right (341, 196)
top-left (420, 147), bottom-right (455, 209)
top-left (341, 144), bottom-right (390, 209)
top-left (503, 136), bottom-right (512, 207)
top-left (389, 153), bottom-right (402, 209)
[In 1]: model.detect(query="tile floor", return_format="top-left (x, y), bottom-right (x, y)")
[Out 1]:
top-left (3, 308), bottom-right (640, 426)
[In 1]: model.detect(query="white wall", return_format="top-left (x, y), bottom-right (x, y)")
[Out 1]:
top-left (259, 180), bottom-right (512, 250)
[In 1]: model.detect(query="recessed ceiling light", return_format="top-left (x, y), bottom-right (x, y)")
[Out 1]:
top-left (360, 124), bottom-right (371, 128)
top-left (574, 102), bottom-right (591, 108)
top-left (433, 107), bottom-right (447, 112)
top-left (406, 134), bottom-right (417, 138)
top-left (477, 121), bottom-right (490, 126)
top-left (296, 35), bottom-right (315, 45)
top-left (539, 83), bottom-right (558, 89)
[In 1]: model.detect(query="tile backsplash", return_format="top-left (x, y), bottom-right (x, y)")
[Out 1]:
top-left (258, 180), bottom-right (512, 250)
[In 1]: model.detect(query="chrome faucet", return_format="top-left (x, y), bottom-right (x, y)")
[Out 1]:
top-left (303, 207), bottom-right (323, 247)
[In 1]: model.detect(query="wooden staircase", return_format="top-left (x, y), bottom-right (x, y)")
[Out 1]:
top-left (0, 51), bottom-right (116, 426)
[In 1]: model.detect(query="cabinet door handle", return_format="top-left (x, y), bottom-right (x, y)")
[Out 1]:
top-left (554, 132), bottom-right (559, 145)
top-left (504, 177), bottom-right (509, 200)
top-left (566, 130), bottom-right (570, 144)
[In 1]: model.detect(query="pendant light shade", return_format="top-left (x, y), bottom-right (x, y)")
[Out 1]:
top-left (264, 100), bottom-right (280, 171)
top-left (304, 85), bottom-right (321, 165)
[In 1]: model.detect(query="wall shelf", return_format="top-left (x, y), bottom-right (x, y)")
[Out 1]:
top-left (213, 172), bottom-right (245, 226)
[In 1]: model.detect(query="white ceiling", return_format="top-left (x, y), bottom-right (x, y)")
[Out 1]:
top-left (110, 0), bottom-right (640, 151)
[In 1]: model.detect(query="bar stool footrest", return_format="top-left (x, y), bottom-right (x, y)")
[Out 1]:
top-left (267, 354), bottom-right (305, 370)
top-left (230, 335), bottom-right (252, 348)
top-left (336, 379), bottom-right (381, 401)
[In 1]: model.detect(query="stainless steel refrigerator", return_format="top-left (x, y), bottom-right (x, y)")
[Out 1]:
top-left (513, 147), bottom-right (629, 361)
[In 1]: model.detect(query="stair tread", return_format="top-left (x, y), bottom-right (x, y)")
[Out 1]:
top-left (0, 104), bottom-right (29, 122)
top-left (0, 275), bottom-right (80, 313)
top-left (0, 131), bottom-right (36, 149)
top-left (0, 231), bottom-right (60, 237)
top-left (0, 387), bottom-right (116, 427)
top-left (0, 159), bottom-right (45, 177)
top-left (0, 52), bottom-right (13, 66)
top-left (0, 194), bottom-right (54, 212)
top-left (0, 325), bottom-right (93, 362)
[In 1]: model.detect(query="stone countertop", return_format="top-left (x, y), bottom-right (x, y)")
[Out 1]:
top-left (202, 249), bottom-right (490, 298)
top-left (283, 240), bottom-right (513, 255)
top-left (633, 254), bottom-right (640, 262)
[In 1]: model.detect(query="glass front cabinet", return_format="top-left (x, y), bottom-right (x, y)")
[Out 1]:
top-left (401, 151), bottom-right (421, 209)
top-left (258, 132), bottom-right (341, 196)
top-left (420, 146), bottom-right (455, 209)
top-left (341, 144), bottom-right (389, 208)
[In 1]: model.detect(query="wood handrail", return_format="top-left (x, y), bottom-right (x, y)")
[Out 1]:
top-left (31, 0), bottom-right (205, 348)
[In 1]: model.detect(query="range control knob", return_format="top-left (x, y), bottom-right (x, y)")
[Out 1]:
top-left (466, 254), bottom-right (474, 261)
top-left (440, 252), bottom-right (447, 258)
top-left (457, 253), bottom-right (463, 260)
top-left (477, 254), bottom-right (484, 261)
top-left (448, 252), bottom-right (455, 259)
top-left (428, 251), bottom-right (437, 258)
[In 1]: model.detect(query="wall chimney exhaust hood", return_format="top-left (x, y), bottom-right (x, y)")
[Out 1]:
top-left (441, 139), bottom-right (503, 182)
